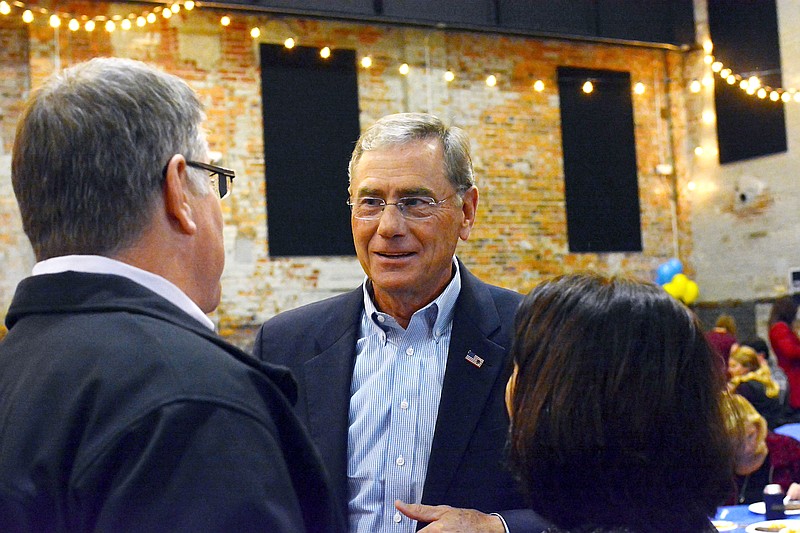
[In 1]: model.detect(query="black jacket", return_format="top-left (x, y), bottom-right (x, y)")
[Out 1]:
top-left (0, 272), bottom-right (344, 533)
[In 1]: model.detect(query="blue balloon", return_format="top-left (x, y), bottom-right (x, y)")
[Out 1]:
top-left (666, 258), bottom-right (683, 277)
top-left (656, 263), bottom-right (673, 285)
top-left (655, 258), bottom-right (684, 285)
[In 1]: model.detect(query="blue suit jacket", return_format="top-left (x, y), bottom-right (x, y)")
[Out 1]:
top-left (254, 261), bottom-right (550, 532)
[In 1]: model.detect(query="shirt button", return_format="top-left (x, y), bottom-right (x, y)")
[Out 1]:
top-left (400, 400), bottom-right (409, 410)
top-left (393, 512), bottom-right (402, 523)
top-left (396, 456), bottom-right (405, 466)
top-left (377, 315), bottom-right (385, 323)
top-left (405, 347), bottom-right (414, 356)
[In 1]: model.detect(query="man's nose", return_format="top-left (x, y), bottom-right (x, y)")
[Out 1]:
top-left (376, 203), bottom-right (407, 236)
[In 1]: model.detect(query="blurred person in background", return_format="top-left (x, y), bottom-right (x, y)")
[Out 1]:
top-left (707, 314), bottom-right (738, 367)
top-left (769, 296), bottom-right (800, 410)
top-left (728, 345), bottom-right (794, 430)
top-left (740, 337), bottom-right (789, 406)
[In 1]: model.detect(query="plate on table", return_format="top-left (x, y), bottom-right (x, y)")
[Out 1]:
top-left (712, 520), bottom-right (736, 531)
top-left (745, 519), bottom-right (800, 532)
top-left (749, 502), bottom-right (800, 515)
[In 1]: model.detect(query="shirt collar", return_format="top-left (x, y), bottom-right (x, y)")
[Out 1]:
top-left (31, 255), bottom-right (216, 331)
top-left (361, 258), bottom-right (461, 339)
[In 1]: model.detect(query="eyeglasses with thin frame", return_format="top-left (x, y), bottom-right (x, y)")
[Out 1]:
top-left (347, 193), bottom-right (459, 220)
top-left (186, 160), bottom-right (236, 200)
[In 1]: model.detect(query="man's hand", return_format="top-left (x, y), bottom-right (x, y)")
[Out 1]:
top-left (395, 500), bottom-right (506, 533)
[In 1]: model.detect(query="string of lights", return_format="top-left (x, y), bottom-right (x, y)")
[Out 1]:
top-left (2, 1), bottom-right (790, 101)
top-left (0, 0), bottom-right (198, 32)
top-left (691, 40), bottom-right (796, 102)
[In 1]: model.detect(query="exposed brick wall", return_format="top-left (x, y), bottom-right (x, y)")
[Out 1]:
top-left (0, 2), bottom-right (699, 345)
top-left (0, 17), bottom-right (33, 341)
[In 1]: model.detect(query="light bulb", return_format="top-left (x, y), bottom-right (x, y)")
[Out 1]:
top-left (444, 70), bottom-right (455, 82)
top-left (220, 15), bottom-right (231, 26)
top-left (49, 14), bottom-right (61, 28)
top-left (0, 2), bottom-right (11, 16)
top-left (320, 47), bottom-right (331, 59)
top-left (361, 56), bottom-right (372, 68)
top-left (250, 27), bottom-right (260, 38)
top-left (399, 63), bottom-right (409, 75)
top-left (582, 81), bottom-right (593, 93)
top-left (533, 80), bottom-right (544, 92)
top-left (22, 10), bottom-right (33, 23)
top-left (486, 75), bottom-right (497, 87)
top-left (284, 37), bottom-right (295, 49)
top-left (85, 20), bottom-right (95, 31)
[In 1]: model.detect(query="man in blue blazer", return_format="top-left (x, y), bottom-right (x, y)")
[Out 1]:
top-left (255, 113), bottom-right (549, 532)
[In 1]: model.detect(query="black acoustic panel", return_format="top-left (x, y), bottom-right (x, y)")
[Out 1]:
top-left (557, 67), bottom-right (642, 253)
top-left (597, 0), bottom-right (695, 45)
top-left (261, 44), bottom-right (359, 257)
top-left (708, 0), bottom-right (786, 164)
top-left (381, 0), bottom-right (495, 26)
top-left (497, 0), bottom-right (594, 36)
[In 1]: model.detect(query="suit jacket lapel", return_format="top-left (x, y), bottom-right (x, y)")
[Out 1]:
top-left (421, 266), bottom-right (507, 506)
top-left (302, 288), bottom-right (363, 507)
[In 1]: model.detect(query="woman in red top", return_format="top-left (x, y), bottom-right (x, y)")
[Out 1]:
top-left (769, 296), bottom-right (800, 409)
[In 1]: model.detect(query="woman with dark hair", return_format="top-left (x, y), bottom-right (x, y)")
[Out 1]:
top-left (769, 296), bottom-right (800, 409)
top-left (506, 274), bottom-right (734, 533)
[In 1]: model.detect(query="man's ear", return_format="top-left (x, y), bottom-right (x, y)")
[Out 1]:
top-left (163, 154), bottom-right (197, 235)
top-left (458, 185), bottom-right (478, 241)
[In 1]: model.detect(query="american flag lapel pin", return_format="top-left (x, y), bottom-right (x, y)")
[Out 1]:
top-left (465, 350), bottom-right (484, 368)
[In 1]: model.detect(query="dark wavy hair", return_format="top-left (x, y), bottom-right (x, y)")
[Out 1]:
top-left (507, 273), bottom-right (733, 533)
top-left (769, 296), bottom-right (798, 327)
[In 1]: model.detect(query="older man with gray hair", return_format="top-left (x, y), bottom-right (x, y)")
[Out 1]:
top-left (0, 57), bottom-right (343, 533)
top-left (255, 112), bottom-right (549, 532)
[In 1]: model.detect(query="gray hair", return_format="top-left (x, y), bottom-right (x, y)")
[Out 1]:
top-left (12, 57), bottom-right (207, 260)
top-left (348, 112), bottom-right (474, 192)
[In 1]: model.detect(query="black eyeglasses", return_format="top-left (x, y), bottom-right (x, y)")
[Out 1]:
top-left (186, 160), bottom-right (236, 199)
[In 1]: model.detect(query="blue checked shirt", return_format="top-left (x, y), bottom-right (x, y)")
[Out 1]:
top-left (347, 261), bottom-right (461, 533)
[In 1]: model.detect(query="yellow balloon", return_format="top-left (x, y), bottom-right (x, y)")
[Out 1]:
top-left (670, 273), bottom-right (688, 295)
top-left (663, 281), bottom-right (682, 299)
top-left (682, 280), bottom-right (699, 305)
